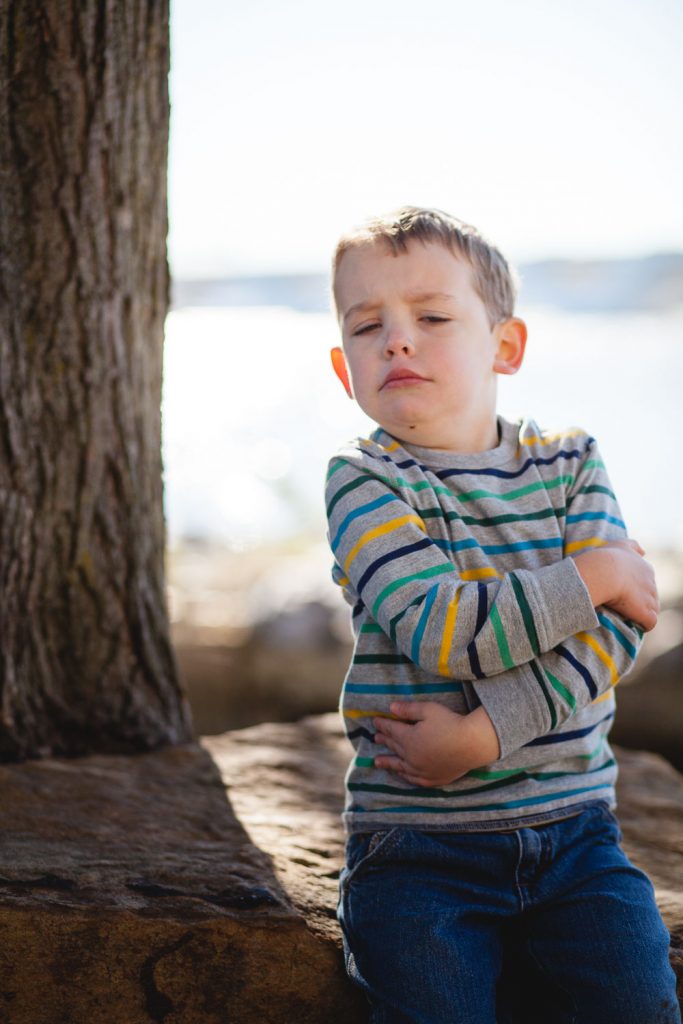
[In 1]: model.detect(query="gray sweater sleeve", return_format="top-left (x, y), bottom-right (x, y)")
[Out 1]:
top-left (473, 438), bottom-right (643, 756)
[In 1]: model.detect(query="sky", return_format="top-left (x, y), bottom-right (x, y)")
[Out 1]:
top-left (168, 0), bottom-right (683, 278)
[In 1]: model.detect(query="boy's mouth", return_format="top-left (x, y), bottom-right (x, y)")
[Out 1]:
top-left (381, 368), bottom-right (429, 389)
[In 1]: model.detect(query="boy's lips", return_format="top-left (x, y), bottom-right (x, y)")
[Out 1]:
top-left (381, 368), bottom-right (430, 389)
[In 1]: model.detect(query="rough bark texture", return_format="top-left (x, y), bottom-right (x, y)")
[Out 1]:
top-left (0, 717), bottom-right (680, 1022)
top-left (0, 0), bottom-right (192, 757)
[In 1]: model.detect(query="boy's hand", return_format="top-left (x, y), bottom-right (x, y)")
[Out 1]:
top-left (373, 703), bottom-right (500, 788)
top-left (574, 539), bottom-right (659, 631)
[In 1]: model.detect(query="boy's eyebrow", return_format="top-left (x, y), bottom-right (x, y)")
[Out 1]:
top-left (343, 292), bottom-right (458, 323)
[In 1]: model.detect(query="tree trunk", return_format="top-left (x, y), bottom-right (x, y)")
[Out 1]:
top-left (0, 0), bottom-right (193, 758)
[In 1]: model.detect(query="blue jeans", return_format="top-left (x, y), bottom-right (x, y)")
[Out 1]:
top-left (338, 803), bottom-right (680, 1024)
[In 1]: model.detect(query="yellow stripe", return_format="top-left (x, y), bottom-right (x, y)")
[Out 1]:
top-left (343, 708), bottom-right (401, 720)
top-left (576, 631), bottom-right (619, 686)
top-left (337, 575), bottom-right (349, 586)
top-left (360, 437), bottom-right (400, 453)
top-left (521, 429), bottom-right (587, 447)
top-left (438, 588), bottom-right (461, 676)
top-left (459, 567), bottom-right (501, 581)
top-left (564, 537), bottom-right (608, 555)
top-left (343, 514), bottom-right (426, 573)
top-left (592, 690), bottom-right (617, 705)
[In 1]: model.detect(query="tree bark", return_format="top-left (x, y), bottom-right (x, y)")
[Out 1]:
top-left (0, 0), bottom-right (193, 758)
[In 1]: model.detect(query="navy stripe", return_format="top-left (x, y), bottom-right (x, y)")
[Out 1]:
top-left (466, 583), bottom-right (488, 679)
top-left (555, 644), bottom-right (598, 699)
top-left (473, 583), bottom-right (488, 636)
top-left (524, 711), bottom-right (614, 747)
top-left (356, 537), bottom-right (433, 594)
top-left (346, 726), bottom-right (376, 742)
top-left (467, 642), bottom-right (484, 679)
top-left (436, 447), bottom-right (587, 481)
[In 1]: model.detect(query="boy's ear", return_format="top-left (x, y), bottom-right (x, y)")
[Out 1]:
top-left (493, 318), bottom-right (527, 376)
top-left (330, 346), bottom-right (353, 398)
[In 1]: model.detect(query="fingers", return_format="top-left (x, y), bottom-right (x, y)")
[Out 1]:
top-left (604, 537), bottom-right (646, 556)
top-left (373, 725), bottom-right (405, 759)
top-left (374, 754), bottom-right (411, 775)
top-left (373, 756), bottom-right (435, 787)
top-left (640, 605), bottom-right (659, 632)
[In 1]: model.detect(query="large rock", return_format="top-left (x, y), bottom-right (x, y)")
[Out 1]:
top-left (610, 640), bottom-right (683, 772)
top-left (0, 727), bottom-right (364, 1024)
top-left (0, 715), bottom-right (681, 1022)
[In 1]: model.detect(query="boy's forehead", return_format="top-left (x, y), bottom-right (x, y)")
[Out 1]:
top-left (334, 239), bottom-right (475, 319)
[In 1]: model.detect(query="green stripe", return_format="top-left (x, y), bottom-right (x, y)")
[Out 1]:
top-left (350, 759), bottom-right (616, 799)
top-left (467, 737), bottom-right (607, 779)
top-left (388, 595), bottom-right (424, 643)
top-left (326, 472), bottom-right (371, 517)
top-left (370, 471), bottom-right (452, 498)
top-left (355, 756), bottom-right (375, 768)
top-left (417, 506), bottom-right (565, 528)
top-left (545, 670), bottom-right (577, 710)
top-left (530, 661), bottom-right (557, 730)
top-left (455, 476), bottom-right (573, 504)
top-left (570, 484), bottom-right (616, 502)
top-left (372, 564), bottom-right (454, 619)
top-left (360, 623), bottom-right (383, 633)
top-left (490, 603), bottom-right (514, 669)
top-left (577, 737), bottom-right (607, 761)
top-left (325, 458), bottom-right (347, 482)
top-left (509, 573), bottom-right (540, 655)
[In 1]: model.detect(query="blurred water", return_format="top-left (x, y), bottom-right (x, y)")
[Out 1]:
top-left (162, 305), bottom-right (683, 551)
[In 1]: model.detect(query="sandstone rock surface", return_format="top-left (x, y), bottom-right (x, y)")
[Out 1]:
top-left (0, 714), bottom-right (681, 1022)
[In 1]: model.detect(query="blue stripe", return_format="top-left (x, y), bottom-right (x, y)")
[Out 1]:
top-left (566, 511), bottom-right (626, 529)
top-left (433, 538), bottom-right (480, 554)
top-left (481, 538), bottom-right (563, 555)
top-left (597, 612), bottom-right (638, 659)
top-left (524, 711), bottom-right (614, 747)
top-left (356, 538), bottom-right (433, 594)
top-left (432, 537), bottom-right (564, 556)
top-left (331, 493), bottom-right (400, 551)
top-left (345, 682), bottom-right (464, 694)
top-left (556, 644), bottom-right (598, 699)
top-left (411, 584), bottom-right (438, 664)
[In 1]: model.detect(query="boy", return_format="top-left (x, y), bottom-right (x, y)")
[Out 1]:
top-left (324, 207), bottom-right (679, 1023)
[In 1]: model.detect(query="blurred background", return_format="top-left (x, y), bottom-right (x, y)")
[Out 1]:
top-left (163, 0), bottom-right (683, 762)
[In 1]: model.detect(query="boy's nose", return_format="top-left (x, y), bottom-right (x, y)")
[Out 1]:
top-left (383, 328), bottom-right (415, 357)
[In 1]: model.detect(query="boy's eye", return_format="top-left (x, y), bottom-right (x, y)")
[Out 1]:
top-left (421, 315), bottom-right (450, 323)
top-left (351, 322), bottom-right (380, 336)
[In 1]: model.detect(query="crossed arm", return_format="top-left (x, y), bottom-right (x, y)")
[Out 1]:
top-left (326, 440), bottom-right (658, 787)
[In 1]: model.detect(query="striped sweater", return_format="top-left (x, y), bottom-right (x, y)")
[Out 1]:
top-left (325, 416), bottom-right (643, 834)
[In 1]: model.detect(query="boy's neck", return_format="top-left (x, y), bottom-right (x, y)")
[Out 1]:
top-left (380, 414), bottom-right (501, 454)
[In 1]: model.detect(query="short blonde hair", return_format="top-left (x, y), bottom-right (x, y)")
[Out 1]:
top-left (332, 206), bottom-right (518, 327)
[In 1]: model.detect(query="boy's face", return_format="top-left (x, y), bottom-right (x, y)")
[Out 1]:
top-left (333, 239), bottom-right (525, 451)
